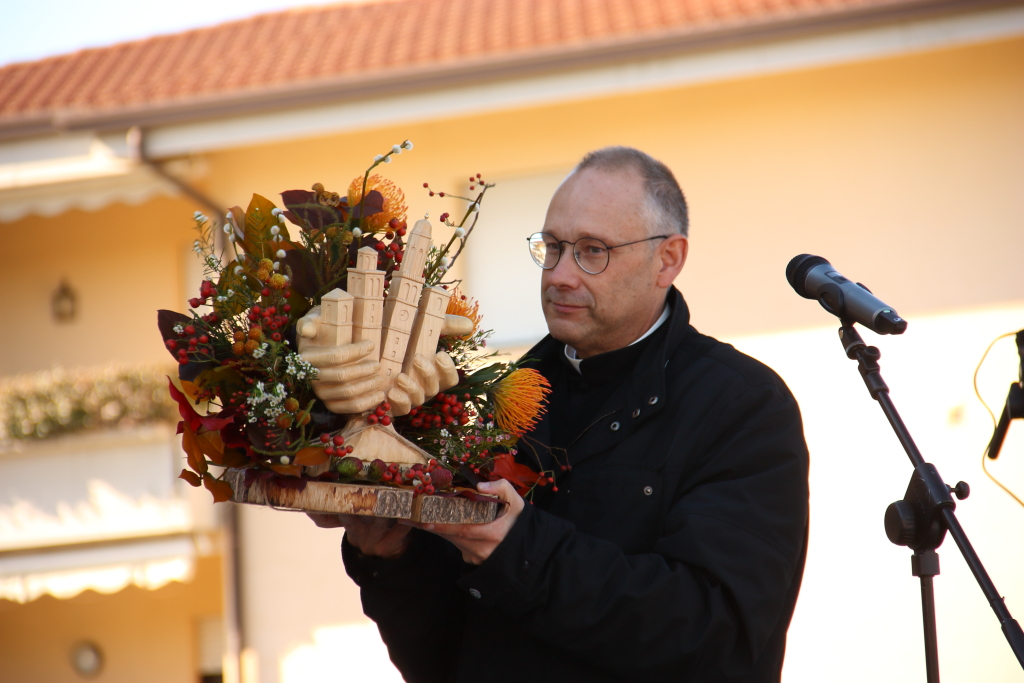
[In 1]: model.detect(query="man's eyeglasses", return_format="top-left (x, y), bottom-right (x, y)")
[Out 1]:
top-left (526, 232), bottom-right (670, 275)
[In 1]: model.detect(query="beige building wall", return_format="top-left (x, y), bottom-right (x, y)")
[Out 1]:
top-left (0, 29), bottom-right (1021, 683)
top-left (0, 556), bottom-right (223, 683)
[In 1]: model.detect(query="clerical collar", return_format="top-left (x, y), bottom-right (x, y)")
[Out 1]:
top-left (564, 303), bottom-right (670, 374)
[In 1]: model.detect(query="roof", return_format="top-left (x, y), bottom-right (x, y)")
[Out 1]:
top-left (0, 0), bottom-right (993, 138)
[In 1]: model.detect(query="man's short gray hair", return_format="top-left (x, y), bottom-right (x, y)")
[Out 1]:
top-left (574, 146), bottom-right (689, 238)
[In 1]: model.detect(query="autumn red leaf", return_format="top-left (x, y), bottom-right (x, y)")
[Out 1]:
top-left (490, 456), bottom-right (541, 496)
top-left (269, 464), bottom-right (303, 477)
top-left (294, 447), bottom-right (329, 467)
top-left (181, 424), bottom-right (208, 475)
top-left (203, 475), bottom-right (234, 503)
top-left (179, 469), bottom-right (202, 487)
top-left (195, 430), bottom-right (225, 464)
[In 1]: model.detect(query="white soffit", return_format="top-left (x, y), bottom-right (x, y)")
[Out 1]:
top-left (147, 4), bottom-right (1024, 158)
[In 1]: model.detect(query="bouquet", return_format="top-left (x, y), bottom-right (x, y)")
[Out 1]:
top-left (158, 142), bottom-right (554, 506)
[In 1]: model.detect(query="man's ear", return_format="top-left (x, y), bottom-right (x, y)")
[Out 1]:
top-left (656, 235), bottom-right (688, 288)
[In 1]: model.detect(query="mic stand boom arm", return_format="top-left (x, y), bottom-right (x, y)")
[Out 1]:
top-left (836, 321), bottom-right (1024, 681)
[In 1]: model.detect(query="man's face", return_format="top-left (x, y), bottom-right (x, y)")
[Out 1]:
top-left (540, 166), bottom-right (672, 358)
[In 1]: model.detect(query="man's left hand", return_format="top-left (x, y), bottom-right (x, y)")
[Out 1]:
top-left (401, 479), bottom-right (524, 565)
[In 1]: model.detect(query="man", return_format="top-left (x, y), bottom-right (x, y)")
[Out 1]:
top-left (309, 147), bottom-right (809, 682)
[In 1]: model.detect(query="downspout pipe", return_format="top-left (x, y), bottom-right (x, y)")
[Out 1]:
top-left (126, 126), bottom-right (225, 228)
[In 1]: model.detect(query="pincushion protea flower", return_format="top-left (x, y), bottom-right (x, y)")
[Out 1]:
top-left (489, 368), bottom-right (551, 436)
top-left (348, 174), bottom-right (407, 232)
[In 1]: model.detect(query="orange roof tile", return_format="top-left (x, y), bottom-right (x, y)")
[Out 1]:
top-left (0, 0), bottom-right (966, 136)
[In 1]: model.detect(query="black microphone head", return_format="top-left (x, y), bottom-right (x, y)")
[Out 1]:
top-left (786, 254), bottom-right (831, 299)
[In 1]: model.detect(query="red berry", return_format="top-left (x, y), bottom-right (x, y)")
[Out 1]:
top-left (324, 446), bottom-right (335, 456)
top-left (166, 340), bottom-right (177, 349)
top-left (271, 332), bottom-right (282, 341)
top-left (189, 297), bottom-right (202, 308)
top-left (199, 335), bottom-right (209, 343)
top-left (178, 358), bottom-right (189, 365)
top-left (320, 433), bottom-right (330, 443)
top-left (261, 288), bottom-right (270, 297)
top-left (185, 325), bottom-right (196, 334)
top-left (374, 242), bottom-right (385, 251)
top-left (380, 415), bottom-right (392, 426)
top-left (422, 182), bottom-right (429, 188)
top-left (189, 338), bottom-right (198, 347)
top-left (267, 307), bottom-right (276, 315)
top-left (332, 435), bottom-right (344, 446)
top-left (366, 414), bottom-right (378, 424)
top-left (346, 445), bottom-right (354, 454)
top-left (252, 306), bottom-right (261, 315)
top-left (283, 304), bottom-right (291, 312)
top-left (438, 192), bottom-right (445, 197)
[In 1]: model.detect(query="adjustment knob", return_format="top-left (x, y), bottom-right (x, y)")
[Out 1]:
top-left (949, 481), bottom-right (970, 500)
top-left (885, 500), bottom-right (916, 546)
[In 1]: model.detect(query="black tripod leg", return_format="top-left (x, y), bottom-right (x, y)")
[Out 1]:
top-left (913, 551), bottom-right (941, 683)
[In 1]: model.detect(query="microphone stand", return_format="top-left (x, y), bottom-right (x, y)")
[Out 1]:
top-left (836, 321), bottom-right (1024, 682)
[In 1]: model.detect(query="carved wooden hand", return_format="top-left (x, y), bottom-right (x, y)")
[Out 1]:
top-left (297, 219), bottom-right (471, 417)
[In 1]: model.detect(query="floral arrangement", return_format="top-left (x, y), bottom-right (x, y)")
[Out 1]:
top-left (159, 142), bottom-right (553, 502)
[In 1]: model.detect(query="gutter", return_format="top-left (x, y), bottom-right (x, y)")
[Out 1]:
top-left (0, 0), bottom-right (1017, 143)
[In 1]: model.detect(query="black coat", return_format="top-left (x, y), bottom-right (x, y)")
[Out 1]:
top-left (344, 288), bottom-right (809, 682)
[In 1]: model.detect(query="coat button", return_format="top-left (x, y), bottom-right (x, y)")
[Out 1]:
top-left (610, 421), bottom-right (620, 431)
top-left (643, 486), bottom-right (653, 496)
top-left (648, 396), bottom-right (659, 405)
top-left (469, 588), bottom-right (482, 599)
top-left (632, 408), bottom-right (641, 418)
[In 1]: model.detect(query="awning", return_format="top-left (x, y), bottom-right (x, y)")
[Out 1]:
top-left (0, 534), bottom-right (195, 603)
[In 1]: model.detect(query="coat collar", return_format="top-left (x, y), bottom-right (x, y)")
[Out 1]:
top-left (520, 286), bottom-right (693, 468)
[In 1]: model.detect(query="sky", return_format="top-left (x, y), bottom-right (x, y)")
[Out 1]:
top-left (0, 0), bottom-right (361, 68)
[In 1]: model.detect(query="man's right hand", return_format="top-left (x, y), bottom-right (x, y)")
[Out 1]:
top-left (307, 513), bottom-right (413, 559)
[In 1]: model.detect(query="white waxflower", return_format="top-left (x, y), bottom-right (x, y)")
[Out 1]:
top-left (227, 233), bottom-right (236, 242)
top-left (383, 156), bottom-right (391, 163)
top-left (217, 296), bottom-right (227, 302)
top-left (233, 266), bottom-right (243, 275)
top-left (454, 227), bottom-right (465, 238)
top-left (278, 214), bottom-right (286, 224)
top-left (275, 249), bottom-right (286, 259)
top-left (392, 144), bottom-right (402, 154)
top-left (270, 226), bottom-right (280, 236)
top-left (402, 140), bottom-right (413, 150)
top-left (351, 227), bottom-right (362, 238)
top-left (223, 225), bottom-right (232, 234)
top-left (273, 261), bottom-right (280, 271)
top-left (468, 202), bottom-right (479, 213)
top-left (279, 456), bottom-right (290, 465)
top-left (237, 252), bottom-right (246, 261)
top-left (374, 154), bottom-right (384, 163)
top-left (271, 208), bottom-right (282, 216)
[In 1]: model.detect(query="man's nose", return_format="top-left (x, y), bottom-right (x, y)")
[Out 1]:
top-left (544, 246), bottom-right (582, 286)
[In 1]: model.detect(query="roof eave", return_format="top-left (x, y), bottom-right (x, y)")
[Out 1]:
top-left (0, 0), bottom-right (1012, 145)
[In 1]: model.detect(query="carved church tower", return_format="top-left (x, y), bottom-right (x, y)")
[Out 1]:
top-left (379, 219), bottom-right (432, 387)
top-left (346, 246), bottom-right (385, 357)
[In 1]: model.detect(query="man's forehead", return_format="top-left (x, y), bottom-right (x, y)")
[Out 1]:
top-left (544, 166), bottom-right (646, 238)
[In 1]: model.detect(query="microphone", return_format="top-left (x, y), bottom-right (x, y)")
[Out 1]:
top-left (786, 254), bottom-right (908, 335)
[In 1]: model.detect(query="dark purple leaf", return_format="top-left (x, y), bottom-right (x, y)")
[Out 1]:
top-left (157, 310), bottom-right (191, 358)
top-left (350, 190), bottom-right (384, 220)
top-left (178, 359), bottom-right (215, 382)
top-left (271, 475), bottom-right (308, 492)
top-left (281, 189), bottom-right (341, 232)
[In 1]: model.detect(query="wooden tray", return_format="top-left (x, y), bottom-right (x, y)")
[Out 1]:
top-left (225, 468), bottom-right (501, 524)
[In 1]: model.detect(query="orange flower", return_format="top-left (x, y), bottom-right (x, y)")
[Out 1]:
top-left (445, 288), bottom-right (482, 339)
top-left (490, 368), bottom-right (551, 436)
top-left (348, 175), bottom-right (407, 233)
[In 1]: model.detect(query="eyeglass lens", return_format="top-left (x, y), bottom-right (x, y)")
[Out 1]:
top-left (528, 234), bottom-right (609, 274)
